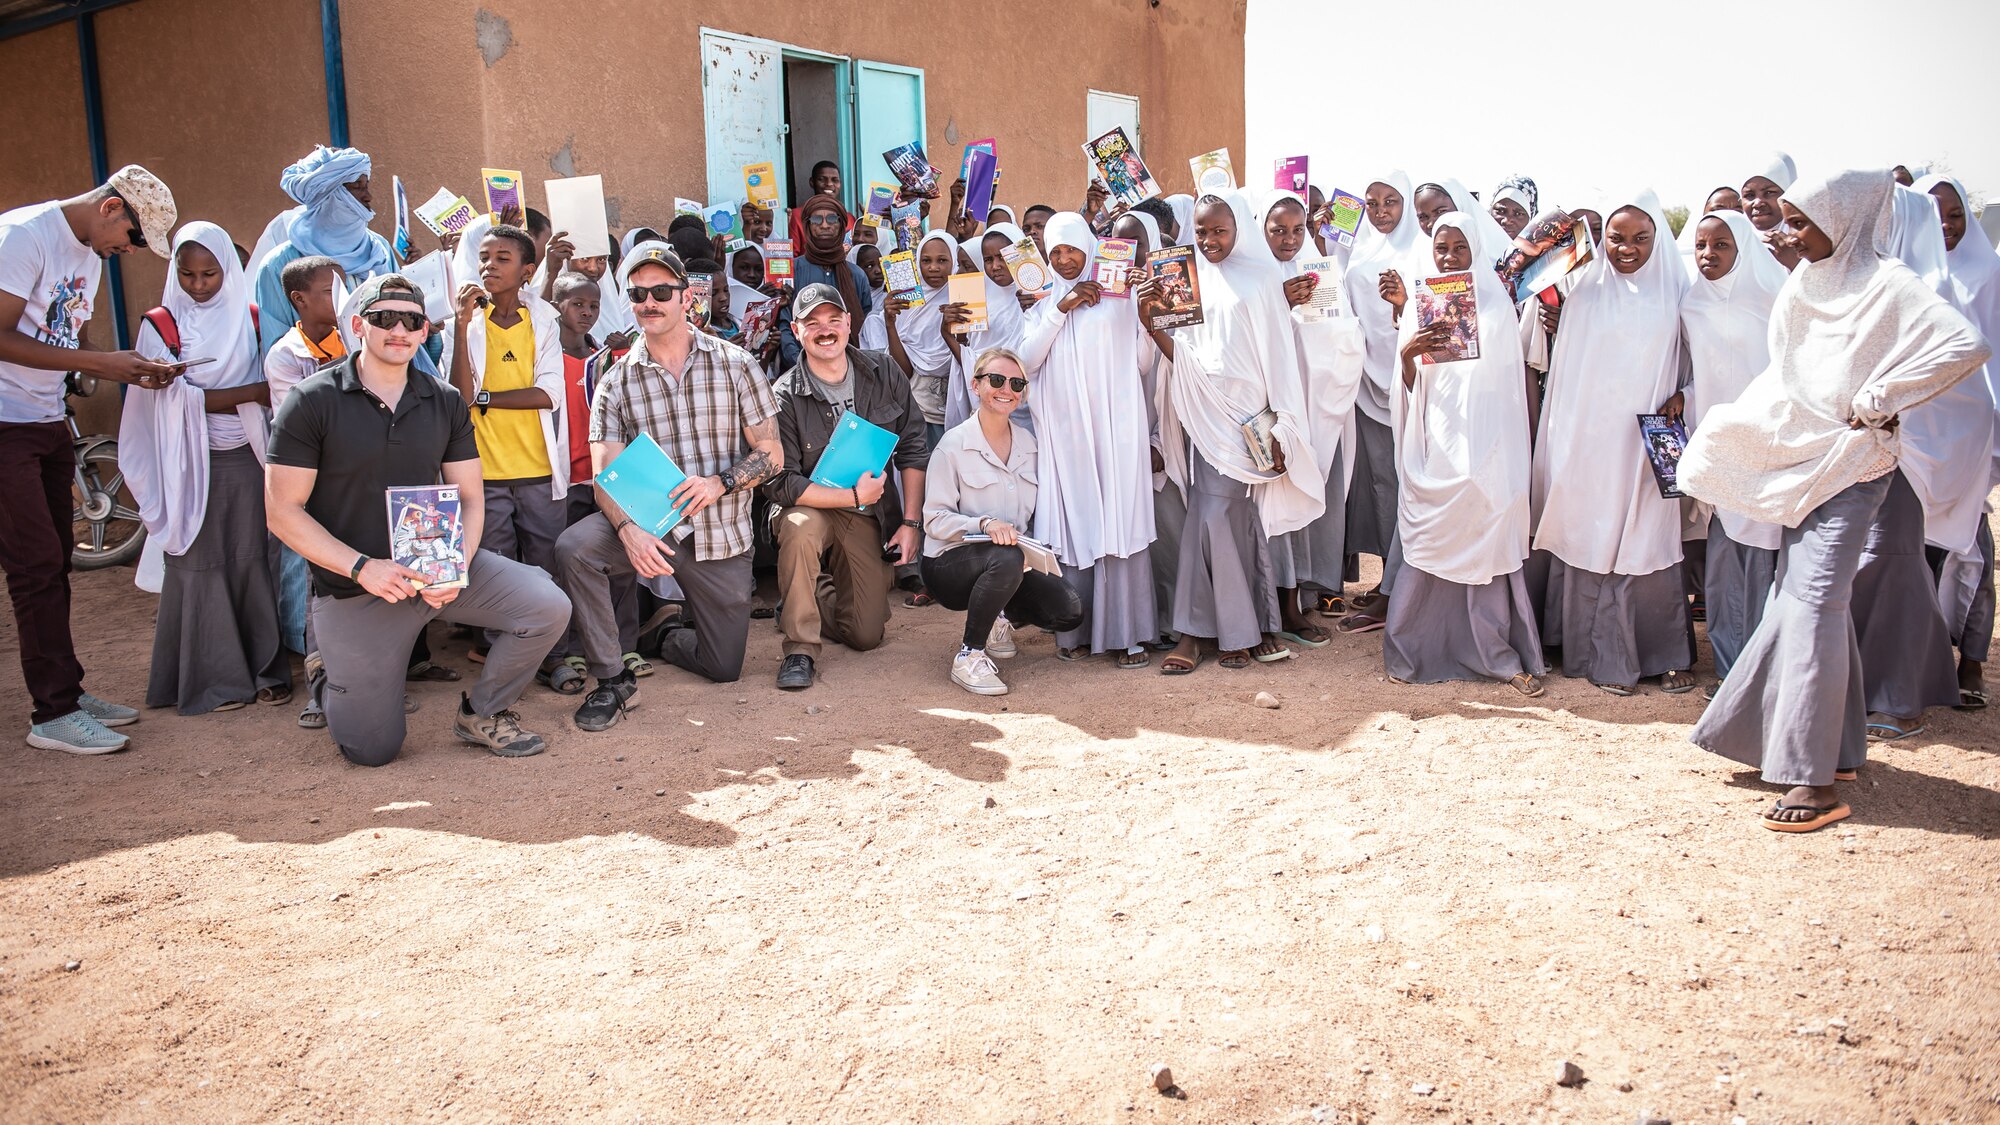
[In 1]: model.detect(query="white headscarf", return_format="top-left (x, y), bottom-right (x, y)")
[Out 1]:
top-left (1682, 169), bottom-right (1992, 528)
top-left (1679, 209), bottom-right (1787, 550)
top-left (1019, 212), bottom-right (1157, 566)
top-left (892, 229), bottom-right (960, 385)
top-left (988, 204), bottom-right (1017, 225)
top-left (1391, 212), bottom-right (1533, 585)
top-left (1156, 190), bottom-right (1324, 536)
top-left (1749, 151), bottom-right (1798, 192)
top-left (1429, 178), bottom-right (1514, 268)
top-left (1914, 175), bottom-right (2000, 485)
top-left (950, 222), bottom-right (1032, 429)
top-left (1345, 171), bottom-right (1423, 424)
top-left (1165, 194), bottom-right (1197, 247)
top-left (1249, 189), bottom-right (1365, 480)
top-left (1531, 192), bottom-right (1691, 575)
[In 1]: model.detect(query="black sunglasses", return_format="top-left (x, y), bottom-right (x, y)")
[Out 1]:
top-left (628, 282), bottom-right (687, 305)
top-left (112, 194), bottom-right (146, 249)
top-left (362, 309), bottom-right (428, 332)
top-left (979, 373), bottom-right (1028, 392)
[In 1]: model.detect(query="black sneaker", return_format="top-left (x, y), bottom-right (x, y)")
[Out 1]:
top-left (573, 672), bottom-right (637, 732)
top-left (776, 653), bottom-right (815, 691)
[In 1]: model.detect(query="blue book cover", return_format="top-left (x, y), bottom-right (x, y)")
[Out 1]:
top-left (810, 410), bottom-right (900, 490)
top-left (595, 433), bottom-right (693, 538)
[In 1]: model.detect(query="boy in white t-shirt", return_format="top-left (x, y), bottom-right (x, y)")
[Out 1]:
top-left (0, 164), bottom-right (177, 755)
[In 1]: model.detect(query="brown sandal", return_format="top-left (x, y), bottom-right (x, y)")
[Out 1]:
top-left (1160, 652), bottom-right (1200, 675)
top-left (1218, 650), bottom-right (1251, 670)
top-left (256, 684), bottom-right (293, 706)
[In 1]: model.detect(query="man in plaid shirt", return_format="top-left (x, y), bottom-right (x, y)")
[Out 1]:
top-left (553, 243), bottom-right (783, 733)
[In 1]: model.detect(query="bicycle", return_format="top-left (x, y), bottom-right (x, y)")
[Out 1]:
top-left (65, 371), bottom-right (145, 570)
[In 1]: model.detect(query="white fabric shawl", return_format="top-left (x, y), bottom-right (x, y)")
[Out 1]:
top-left (1681, 169), bottom-right (1992, 528)
top-left (1250, 189), bottom-right (1365, 482)
top-left (1531, 193), bottom-right (1691, 575)
top-left (1884, 182), bottom-right (1994, 553)
top-left (1017, 212), bottom-right (1157, 566)
top-left (122, 222), bottom-right (270, 558)
top-left (1156, 191), bottom-right (1324, 537)
top-left (951, 222), bottom-right (1033, 428)
top-left (1345, 171), bottom-right (1423, 425)
top-left (892, 228), bottom-right (960, 392)
top-left (1915, 175), bottom-right (2000, 485)
top-left (1166, 195), bottom-right (1197, 246)
top-left (1391, 213), bottom-right (1532, 585)
top-left (1679, 209), bottom-right (1787, 550)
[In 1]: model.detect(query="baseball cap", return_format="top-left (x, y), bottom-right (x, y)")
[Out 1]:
top-left (106, 165), bottom-right (175, 259)
top-left (352, 273), bottom-right (427, 315)
top-left (619, 241), bottom-right (687, 287)
top-left (791, 282), bottom-right (846, 320)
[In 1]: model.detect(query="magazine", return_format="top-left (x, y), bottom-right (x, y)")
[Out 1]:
top-left (1411, 271), bottom-right (1480, 364)
top-left (1144, 245), bottom-right (1204, 330)
top-left (1273, 155), bottom-right (1309, 198)
top-left (480, 168), bottom-right (523, 217)
top-left (1505, 209), bottom-right (1593, 301)
top-left (947, 272), bottom-right (989, 333)
top-left (742, 161), bottom-right (778, 209)
top-left (595, 433), bottom-right (693, 539)
top-left (1002, 237), bottom-right (1054, 298)
top-left (883, 250), bottom-right (925, 306)
top-left (1188, 148), bottom-right (1235, 194)
top-left (740, 296), bottom-right (783, 352)
top-left (890, 202), bottom-right (923, 251)
top-left (1637, 414), bottom-right (1690, 499)
top-left (961, 533), bottom-right (1062, 576)
top-left (762, 239), bottom-right (795, 286)
top-left (883, 140), bottom-right (939, 197)
top-left (385, 485), bottom-right (468, 590)
top-left (686, 274), bottom-right (713, 328)
top-left (1298, 259), bottom-right (1348, 322)
top-left (1094, 237), bottom-right (1138, 297)
top-left (1081, 126), bottom-right (1161, 209)
top-left (414, 187), bottom-right (477, 238)
top-left (1241, 409), bottom-right (1281, 474)
top-left (1319, 188), bottom-right (1365, 248)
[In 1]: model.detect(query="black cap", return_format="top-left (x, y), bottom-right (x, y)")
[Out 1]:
top-left (791, 282), bottom-right (846, 320)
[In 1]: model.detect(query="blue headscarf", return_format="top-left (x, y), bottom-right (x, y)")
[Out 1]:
top-left (279, 146), bottom-right (394, 280)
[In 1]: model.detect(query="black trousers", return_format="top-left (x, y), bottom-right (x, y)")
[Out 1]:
top-left (921, 542), bottom-right (1083, 649)
top-left (0, 422), bottom-right (85, 723)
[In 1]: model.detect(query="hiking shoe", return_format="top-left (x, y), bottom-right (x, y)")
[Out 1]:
top-left (573, 673), bottom-right (637, 733)
top-left (28, 710), bottom-right (130, 755)
top-left (776, 653), bottom-right (815, 691)
top-left (454, 693), bottom-right (546, 757)
top-left (77, 692), bottom-right (139, 728)
top-left (986, 615), bottom-right (1018, 659)
top-left (951, 649), bottom-right (1009, 696)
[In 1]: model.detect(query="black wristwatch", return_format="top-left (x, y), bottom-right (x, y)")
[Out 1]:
top-left (474, 390), bottom-right (492, 415)
top-left (350, 554), bottom-right (369, 580)
top-left (901, 518), bottom-right (920, 529)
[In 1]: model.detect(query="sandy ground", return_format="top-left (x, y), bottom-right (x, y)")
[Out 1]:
top-left (2, 558), bottom-right (1997, 1124)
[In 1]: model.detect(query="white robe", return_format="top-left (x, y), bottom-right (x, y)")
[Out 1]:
top-left (1248, 190), bottom-right (1365, 485)
top-left (1680, 210), bottom-right (1786, 551)
top-left (1344, 171), bottom-right (1423, 426)
top-left (951, 222), bottom-right (1033, 429)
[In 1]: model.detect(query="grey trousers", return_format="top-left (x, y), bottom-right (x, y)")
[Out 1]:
top-left (1150, 483), bottom-right (1187, 640)
top-left (310, 550), bottom-right (571, 767)
top-left (555, 511), bottom-right (752, 683)
top-left (557, 486), bottom-right (639, 658)
top-left (483, 479), bottom-right (569, 647)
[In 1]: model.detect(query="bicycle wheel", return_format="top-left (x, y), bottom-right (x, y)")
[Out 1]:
top-left (71, 440), bottom-right (146, 570)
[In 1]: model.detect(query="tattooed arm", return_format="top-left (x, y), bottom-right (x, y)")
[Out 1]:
top-left (719, 415), bottom-right (783, 493)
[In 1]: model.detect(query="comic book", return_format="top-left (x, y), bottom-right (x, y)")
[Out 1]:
top-left (883, 141), bottom-right (939, 197)
top-left (1081, 126), bottom-right (1161, 209)
top-left (385, 485), bottom-right (468, 590)
top-left (1188, 148), bottom-right (1235, 194)
top-left (1496, 209), bottom-right (1591, 300)
top-left (884, 250), bottom-right (925, 307)
top-left (1298, 259), bottom-right (1348, 322)
top-left (1144, 245), bottom-right (1203, 330)
top-left (740, 295), bottom-right (783, 353)
top-left (1637, 413), bottom-right (1690, 498)
top-left (762, 239), bottom-right (795, 286)
top-left (890, 202), bottom-right (923, 252)
top-left (1273, 156), bottom-right (1309, 198)
top-left (686, 274), bottom-right (713, 328)
top-left (947, 272), bottom-right (988, 333)
top-left (1411, 271), bottom-right (1480, 364)
top-left (1093, 237), bottom-right (1138, 298)
top-left (1003, 237), bottom-right (1055, 299)
top-left (1320, 188), bottom-right (1365, 248)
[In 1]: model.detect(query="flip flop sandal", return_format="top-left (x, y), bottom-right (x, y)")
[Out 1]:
top-left (1253, 643), bottom-right (1295, 663)
top-left (1277, 627), bottom-right (1331, 649)
top-left (1160, 652), bottom-right (1201, 676)
top-left (904, 591), bottom-right (936, 608)
top-left (1865, 720), bottom-right (1925, 742)
top-left (1701, 682), bottom-right (1720, 702)
top-left (1141, 636), bottom-right (1178, 652)
top-left (1659, 671), bottom-right (1696, 694)
top-left (297, 706), bottom-right (326, 730)
top-left (1761, 799), bottom-right (1851, 833)
top-left (1316, 593), bottom-right (1347, 617)
top-left (1056, 646), bottom-right (1088, 662)
top-left (1955, 687), bottom-right (1988, 711)
top-left (1509, 672), bottom-right (1545, 698)
top-left (405, 660), bottom-right (462, 682)
top-left (1334, 613), bottom-right (1385, 635)
top-left (211, 699), bottom-right (250, 712)
top-left (623, 652), bottom-right (655, 678)
top-left (1592, 681), bottom-right (1637, 697)
top-left (1218, 651), bottom-right (1252, 670)
top-left (1835, 768), bottom-right (1859, 782)
top-left (1117, 650), bottom-right (1151, 670)
top-left (1349, 590), bottom-right (1387, 612)
top-left (256, 685), bottom-right (293, 706)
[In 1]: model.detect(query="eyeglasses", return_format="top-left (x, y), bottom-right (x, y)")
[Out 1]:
top-left (806, 214), bottom-right (844, 228)
top-left (979, 373), bottom-right (1028, 392)
top-left (114, 196), bottom-right (146, 250)
top-left (362, 309), bottom-right (428, 332)
top-left (627, 282), bottom-right (687, 304)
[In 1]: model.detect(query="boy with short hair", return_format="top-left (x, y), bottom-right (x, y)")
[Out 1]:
top-left (263, 255), bottom-right (344, 411)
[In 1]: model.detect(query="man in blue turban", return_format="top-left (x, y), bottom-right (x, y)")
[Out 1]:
top-left (252, 145), bottom-right (397, 355)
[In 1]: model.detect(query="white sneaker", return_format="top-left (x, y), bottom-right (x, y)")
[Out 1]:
top-left (27, 710), bottom-right (130, 755)
top-left (951, 649), bottom-right (1009, 696)
top-left (986, 615), bottom-right (1018, 659)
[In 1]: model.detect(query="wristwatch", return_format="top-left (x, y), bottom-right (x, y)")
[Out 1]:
top-left (350, 555), bottom-right (369, 580)
top-left (474, 390), bottom-right (492, 415)
top-left (901, 519), bottom-right (921, 529)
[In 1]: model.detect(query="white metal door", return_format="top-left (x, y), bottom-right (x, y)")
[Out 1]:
top-left (700, 30), bottom-right (785, 207)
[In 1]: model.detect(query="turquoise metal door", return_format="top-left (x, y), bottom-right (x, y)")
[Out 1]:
top-left (851, 60), bottom-right (926, 202)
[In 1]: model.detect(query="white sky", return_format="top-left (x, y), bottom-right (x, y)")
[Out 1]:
top-left (1245, 0), bottom-right (2000, 216)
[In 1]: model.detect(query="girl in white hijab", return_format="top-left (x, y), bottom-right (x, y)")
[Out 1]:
top-left (1166, 195), bottom-right (1197, 248)
top-left (1108, 209), bottom-right (1187, 645)
top-left (845, 242), bottom-right (888, 351)
top-left (123, 222), bottom-right (290, 714)
top-left (1678, 209), bottom-right (1789, 685)
top-left (1682, 168), bottom-right (1989, 832)
top-left (1382, 212), bottom-right (1544, 694)
top-left (889, 228), bottom-right (962, 439)
top-left (1250, 188), bottom-right (1367, 643)
top-left (1531, 192), bottom-right (1696, 695)
top-left (1340, 172), bottom-right (1423, 626)
top-left (948, 221), bottom-right (1035, 433)
top-left (1143, 191), bottom-right (1323, 673)
top-left (1018, 212), bottom-right (1160, 665)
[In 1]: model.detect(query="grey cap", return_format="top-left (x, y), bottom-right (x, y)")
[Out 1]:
top-left (619, 240), bottom-right (687, 287)
top-left (791, 281), bottom-right (846, 320)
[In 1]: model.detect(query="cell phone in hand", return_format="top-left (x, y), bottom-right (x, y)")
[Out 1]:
top-left (175, 357), bottom-right (217, 370)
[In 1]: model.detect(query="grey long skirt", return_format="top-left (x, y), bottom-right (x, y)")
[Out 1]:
top-left (1850, 470), bottom-right (1958, 716)
top-left (1383, 566), bottom-right (1546, 684)
top-left (1541, 557), bottom-right (1692, 687)
top-left (1704, 516), bottom-right (1778, 681)
top-left (1173, 448), bottom-right (1279, 652)
top-left (1058, 550), bottom-right (1158, 654)
top-left (1691, 473), bottom-right (1889, 787)
top-left (1150, 483), bottom-right (1187, 641)
top-left (1344, 410), bottom-right (1398, 563)
top-left (147, 445), bottom-right (289, 714)
top-left (1271, 441), bottom-right (1349, 591)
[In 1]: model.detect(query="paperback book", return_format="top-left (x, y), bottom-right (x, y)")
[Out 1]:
top-left (962, 533), bottom-right (1061, 576)
top-left (866, 182), bottom-right (898, 219)
top-left (1497, 208), bottom-right (1592, 300)
top-left (883, 250), bottom-right (925, 307)
top-left (742, 161), bottom-right (778, 209)
top-left (413, 187), bottom-right (477, 238)
top-left (762, 239), bottom-right (795, 286)
top-left (811, 410), bottom-right (900, 491)
top-left (890, 202), bottom-right (923, 251)
top-left (392, 175), bottom-right (410, 260)
top-left (883, 141), bottom-right (939, 197)
top-left (1188, 148), bottom-right (1236, 194)
top-left (480, 168), bottom-right (524, 218)
top-left (1241, 409), bottom-right (1281, 475)
top-left (741, 296), bottom-right (783, 352)
top-left (1298, 259), bottom-right (1348, 322)
top-left (947, 272), bottom-right (989, 333)
top-left (1093, 237), bottom-right (1138, 297)
top-left (1081, 126), bottom-right (1160, 208)
top-left (386, 485), bottom-right (468, 590)
top-left (963, 148), bottom-right (999, 221)
top-left (1144, 245), bottom-right (1204, 330)
top-left (1273, 155), bottom-right (1310, 198)
top-left (1003, 237), bottom-right (1055, 298)
top-left (1637, 413), bottom-right (1690, 499)
top-left (1411, 271), bottom-right (1480, 364)
top-left (1320, 188), bottom-right (1365, 248)
top-left (686, 274), bottom-right (713, 328)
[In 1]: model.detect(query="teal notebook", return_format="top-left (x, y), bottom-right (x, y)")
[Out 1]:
top-left (810, 409), bottom-right (900, 490)
top-left (595, 433), bottom-right (692, 538)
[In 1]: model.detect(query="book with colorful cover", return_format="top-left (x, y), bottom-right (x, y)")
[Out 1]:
top-left (1188, 148), bottom-right (1235, 194)
top-left (1145, 244), bottom-right (1203, 330)
top-left (1241, 409), bottom-right (1281, 475)
top-left (480, 168), bottom-right (524, 218)
top-left (1500, 209), bottom-right (1592, 301)
top-left (673, 197), bottom-right (704, 220)
top-left (743, 161), bottom-right (779, 209)
top-left (1273, 156), bottom-right (1310, 198)
top-left (866, 182), bottom-right (898, 218)
top-left (762, 239), bottom-right (795, 286)
top-left (392, 175), bottom-right (411, 260)
top-left (595, 433), bottom-right (694, 539)
top-left (386, 484), bottom-right (468, 590)
top-left (1637, 413), bottom-right (1690, 498)
top-left (959, 139), bottom-right (996, 184)
top-left (741, 295), bottom-right (783, 353)
top-left (1082, 126), bottom-right (1160, 209)
top-left (810, 410), bottom-right (901, 491)
top-left (963, 149), bottom-right (998, 221)
top-left (1320, 188), bottom-right (1365, 248)
top-left (686, 274), bottom-right (713, 328)
top-left (1411, 271), bottom-right (1480, 364)
top-left (890, 202), bottom-right (923, 251)
top-left (883, 140), bottom-right (939, 197)
top-left (702, 201), bottom-right (741, 241)
top-left (414, 187), bottom-right (477, 238)
top-left (947, 272), bottom-right (988, 333)
top-left (1298, 259), bottom-right (1348, 322)
top-left (1003, 237), bottom-right (1055, 298)
top-left (1093, 237), bottom-right (1138, 298)
top-left (883, 250), bottom-right (925, 307)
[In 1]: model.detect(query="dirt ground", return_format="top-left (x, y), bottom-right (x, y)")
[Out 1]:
top-left (2, 557), bottom-right (1997, 1124)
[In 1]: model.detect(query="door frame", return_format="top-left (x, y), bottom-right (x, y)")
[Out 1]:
top-left (698, 28), bottom-right (854, 211)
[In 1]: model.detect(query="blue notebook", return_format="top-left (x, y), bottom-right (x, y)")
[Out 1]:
top-left (595, 433), bottom-right (693, 538)
top-left (810, 410), bottom-right (900, 490)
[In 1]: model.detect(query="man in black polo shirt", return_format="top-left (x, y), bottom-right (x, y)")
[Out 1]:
top-left (266, 274), bottom-right (571, 766)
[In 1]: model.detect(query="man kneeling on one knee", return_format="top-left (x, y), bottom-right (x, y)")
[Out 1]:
top-left (762, 282), bottom-right (929, 691)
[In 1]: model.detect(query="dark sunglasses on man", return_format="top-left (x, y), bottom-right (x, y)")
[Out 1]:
top-left (361, 309), bottom-right (428, 332)
top-left (111, 192), bottom-right (146, 250)
top-left (979, 373), bottom-right (1028, 393)
top-left (628, 281), bottom-right (687, 305)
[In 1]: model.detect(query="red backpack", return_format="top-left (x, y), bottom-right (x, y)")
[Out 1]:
top-left (141, 304), bottom-right (261, 360)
